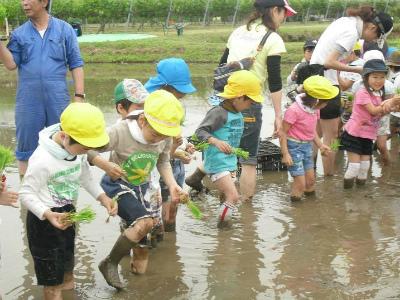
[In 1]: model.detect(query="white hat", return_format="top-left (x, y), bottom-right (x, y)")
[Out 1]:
top-left (363, 50), bottom-right (385, 62)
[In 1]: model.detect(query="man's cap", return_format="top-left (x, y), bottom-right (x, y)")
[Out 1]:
top-left (61, 103), bottom-right (109, 148)
top-left (362, 59), bottom-right (388, 76)
top-left (303, 75), bottom-right (339, 100)
top-left (217, 70), bottom-right (264, 103)
top-left (387, 51), bottom-right (400, 67)
top-left (113, 79), bottom-right (149, 104)
top-left (144, 90), bottom-right (184, 137)
top-left (144, 58), bottom-right (197, 94)
top-left (254, 0), bottom-right (297, 17)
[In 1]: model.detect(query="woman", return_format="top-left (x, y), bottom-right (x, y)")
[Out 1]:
top-left (186, 0), bottom-right (296, 200)
top-left (309, 5), bottom-right (393, 176)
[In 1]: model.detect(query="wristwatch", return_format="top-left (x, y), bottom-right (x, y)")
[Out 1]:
top-left (74, 93), bottom-right (86, 99)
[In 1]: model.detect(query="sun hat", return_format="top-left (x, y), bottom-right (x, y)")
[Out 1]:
top-left (143, 90), bottom-right (184, 137)
top-left (373, 12), bottom-right (394, 48)
top-left (217, 70), bottom-right (263, 103)
top-left (362, 59), bottom-right (388, 76)
top-left (303, 75), bottom-right (339, 100)
top-left (113, 79), bottom-right (149, 104)
top-left (387, 51), bottom-right (400, 67)
top-left (61, 103), bottom-right (109, 148)
top-left (363, 50), bottom-right (385, 62)
top-left (144, 58), bottom-right (197, 94)
top-left (254, 0), bottom-right (297, 17)
top-left (303, 39), bottom-right (317, 50)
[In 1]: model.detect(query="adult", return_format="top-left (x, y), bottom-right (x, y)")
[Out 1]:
top-left (220, 0), bottom-right (296, 201)
top-left (0, 0), bottom-right (84, 178)
top-left (308, 5), bottom-right (393, 176)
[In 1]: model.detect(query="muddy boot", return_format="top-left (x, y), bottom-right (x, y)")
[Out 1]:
top-left (99, 234), bottom-right (137, 290)
top-left (343, 178), bottom-right (355, 189)
top-left (185, 168), bottom-right (206, 192)
top-left (290, 196), bottom-right (302, 202)
top-left (356, 178), bottom-right (366, 186)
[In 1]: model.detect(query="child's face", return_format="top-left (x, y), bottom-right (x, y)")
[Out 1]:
top-left (138, 115), bottom-right (169, 144)
top-left (232, 96), bottom-right (254, 112)
top-left (368, 72), bottom-right (386, 91)
top-left (304, 48), bottom-right (314, 62)
top-left (62, 135), bottom-right (91, 156)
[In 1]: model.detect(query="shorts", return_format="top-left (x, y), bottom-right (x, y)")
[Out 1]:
top-left (160, 159), bottom-right (185, 202)
top-left (210, 171), bottom-right (237, 182)
top-left (320, 86), bottom-right (341, 119)
top-left (390, 114), bottom-right (400, 130)
top-left (341, 131), bottom-right (373, 156)
top-left (377, 115), bottom-right (390, 136)
top-left (27, 205), bottom-right (75, 286)
top-left (101, 175), bottom-right (151, 226)
top-left (239, 103), bottom-right (262, 166)
top-left (287, 139), bottom-right (314, 177)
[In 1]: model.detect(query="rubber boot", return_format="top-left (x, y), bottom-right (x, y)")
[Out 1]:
top-left (99, 234), bottom-right (137, 290)
top-left (344, 178), bottom-right (355, 189)
top-left (290, 196), bottom-right (302, 202)
top-left (185, 168), bottom-right (206, 192)
top-left (356, 178), bottom-right (366, 186)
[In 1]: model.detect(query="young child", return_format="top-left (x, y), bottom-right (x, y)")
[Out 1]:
top-left (280, 75), bottom-right (337, 201)
top-left (144, 57), bottom-right (196, 231)
top-left (89, 90), bottom-right (187, 289)
top-left (342, 59), bottom-right (391, 188)
top-left (19, 103), bottom-right (117, 299)
top-left (287, 39), bottom-right (317, 87)
top-left (195, 70), bottom-right (263, 227)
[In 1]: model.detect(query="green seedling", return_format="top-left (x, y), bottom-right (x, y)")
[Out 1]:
top-left (0, 145), bottom-right (15, 172)
top-left (191, 134), bottom-right (249, 159)
top-left (66, 206), bottom-right (96, 224)
top-left (106, 196), bottom-right (119, 223)
top-left (330, 139), bottom-right (342, 152)
top-left (180, 194), bottom-right (203, 220)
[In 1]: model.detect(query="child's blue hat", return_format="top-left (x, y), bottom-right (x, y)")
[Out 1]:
top-left (144, 58), bottom-right (197, 94)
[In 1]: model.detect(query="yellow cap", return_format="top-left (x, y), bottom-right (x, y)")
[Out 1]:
top-left (217, 70), bottom-right (263, 103)
top-left (353, 41), bottom-right (362, 51)
top-left (144, 90), bottom-right (184, 137)
top-left (303, 75), bottom-right (339, 100)
top-left (60, 103), bottom-right (109, 148)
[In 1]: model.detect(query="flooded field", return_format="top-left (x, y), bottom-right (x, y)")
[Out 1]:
top-left (1, 65), bottom-right (400, 299)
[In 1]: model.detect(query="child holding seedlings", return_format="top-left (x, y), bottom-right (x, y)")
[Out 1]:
top-left (144, 57), bottom-right (197, 232)
top-left (195, 70), bottom-right (262, 227)
top-left (342, 59), bottom-right (398, 188)
top-left (280, 75), bottom-right (337, 201)
top-left (88, 90), bottom-right (187, 289)
top-left (19, 103), bottom-right (117, 300)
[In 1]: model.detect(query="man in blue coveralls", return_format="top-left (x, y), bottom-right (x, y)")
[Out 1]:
top-left (0, 0), bottom-right (85, 178)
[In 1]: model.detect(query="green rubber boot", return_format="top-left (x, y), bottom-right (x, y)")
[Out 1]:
top-left (185, 167), bottom-right (206, 192)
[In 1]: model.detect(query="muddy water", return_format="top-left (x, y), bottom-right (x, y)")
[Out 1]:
top-left (1, 65), bottom-right (400, 299)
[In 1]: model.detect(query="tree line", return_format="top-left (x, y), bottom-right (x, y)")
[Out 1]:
top-left (0, 0), bottom-right (398, 29)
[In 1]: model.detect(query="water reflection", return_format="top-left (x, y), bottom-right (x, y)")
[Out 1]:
top-left (1, 64), bottom-right (400, 299)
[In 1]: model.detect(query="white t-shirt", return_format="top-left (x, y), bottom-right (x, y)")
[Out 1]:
top-left (340, 58), bottom-right (364, 88)
top-left (310, 17), bottom-right (362, 85)
top-left (389, 71), bottom-right (400, 117)
top-left (226, 22), bottom-right (286, 91)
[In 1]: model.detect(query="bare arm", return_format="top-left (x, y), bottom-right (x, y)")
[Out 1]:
top-left (71, 67), bottom-right (85, 102)
top-left (279, 121), bottom-right (293, 166)
top-left (363, 103), bottom-right (384, 116)
top-left (325, 50), bottom-right (362, 74)
top-left (0, 41), bottom-right (16, 70)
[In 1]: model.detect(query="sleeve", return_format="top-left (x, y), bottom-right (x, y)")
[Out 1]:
top-left (283, 105), bottom-right (298, 125)
top-left (80, 157), bottom-right (104, 199)
top-left (87, 125), bottom-right (120, 163)
top-left (355, 88), bottom-right (372, 105)
top-left (64, 22), bottom-right (84, 70)
top-left (195, 107), bottom-right (228, 141)
top-left (157, 138), bottom-right (173, 171)
top-left (266, 56), bottom-right (282, 93)
top-left (19, 156), bottom-right (51, 220)
top-left (6, 32), bottom-right (22, 66)
top-left (265, 33), bottom-right (286, 56)
top-left (335, 30), bottom-right (358, 53)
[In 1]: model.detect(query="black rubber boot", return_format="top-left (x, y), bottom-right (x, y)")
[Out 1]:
top-left (99, 234), bottom-right (137, 290)
top-left (185, 168), bottom-right (206, 192)
top-left (344, 178), bottom-right (355, 189)
top-left (290, 196), bottom-right (302, 202)
top-left (356, 178), bottom-right (366, 186)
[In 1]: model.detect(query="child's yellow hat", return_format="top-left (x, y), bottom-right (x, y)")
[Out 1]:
top-left (60, 103), bottom-right (109, 148)
top-left (217, 70), bottom-right (263, 103)
top-left (144, 90), bottom-right (184, 137)
top-left (303, 75), bottom-right (339, 100)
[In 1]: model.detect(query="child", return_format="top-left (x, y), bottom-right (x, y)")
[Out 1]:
top-left (144, 57), bottom-right (197, 231)
top-left (195, 70), bottom-right (263, 227)
top-left (19, 103), bottom-right (117, 299)
top-left (280, 76), bottom-right (337, 201)
top-left (341, 59), bottom-right (391, 188)
top-left (89, 90), bottom-right (187, 289)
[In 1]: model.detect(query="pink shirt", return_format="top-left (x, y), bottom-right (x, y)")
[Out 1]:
top-left (284, 102), bottom-right (320, 141)
top-left (345, 87), bottom-right (382, 140)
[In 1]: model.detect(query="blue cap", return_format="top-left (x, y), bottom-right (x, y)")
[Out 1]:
top-left (144, 58), bottom-right (197, 94)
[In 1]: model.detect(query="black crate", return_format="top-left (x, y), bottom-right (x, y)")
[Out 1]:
top-left (256, 139), bottom-right (287, 171)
